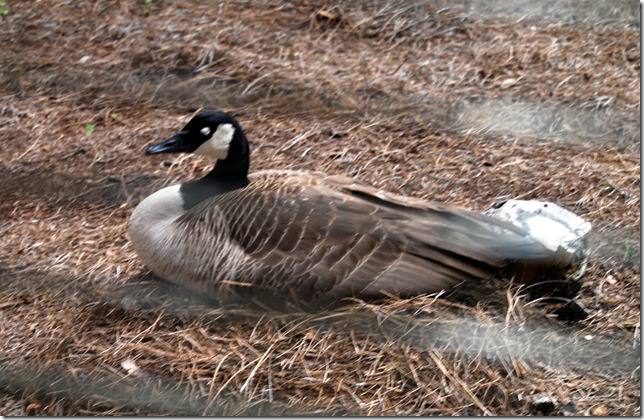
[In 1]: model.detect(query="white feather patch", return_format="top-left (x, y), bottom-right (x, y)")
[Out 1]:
top-left (194, 123), bottom-right (234, 159)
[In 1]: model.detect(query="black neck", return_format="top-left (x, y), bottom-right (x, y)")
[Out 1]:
top-left (179, 127), bottom-right (251, 210)
top-left (179, 174), bottom-right (249, 210)
top-left (210, 157), bottom-right (249, 179)
top-left (211, 122), bottom-right (250, 179)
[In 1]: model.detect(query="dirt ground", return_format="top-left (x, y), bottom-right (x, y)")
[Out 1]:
top-left (0, 0), bottom-right (640, 416)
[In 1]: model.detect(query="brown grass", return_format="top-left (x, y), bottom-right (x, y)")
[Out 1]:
top-left (0, 0), bottom-right (640, 416)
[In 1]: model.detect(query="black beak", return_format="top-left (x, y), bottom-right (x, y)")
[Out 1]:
top-left (145, 131), bottom-right (190, 155)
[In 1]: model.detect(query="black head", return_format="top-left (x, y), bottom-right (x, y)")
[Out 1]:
top-left (146, 111), bottom-right (250, 179)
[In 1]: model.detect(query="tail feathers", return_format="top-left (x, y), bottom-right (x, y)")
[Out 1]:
top-left (402, 208), bottom-right (575, 285)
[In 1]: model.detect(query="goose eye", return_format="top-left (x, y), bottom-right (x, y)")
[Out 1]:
top-left (200, 127), bottom-right (211, 137)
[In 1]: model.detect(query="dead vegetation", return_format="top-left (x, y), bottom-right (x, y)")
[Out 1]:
top-left (0, 0), bottom-right (640, 416)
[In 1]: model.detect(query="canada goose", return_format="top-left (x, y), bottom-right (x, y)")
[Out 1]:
top-left (128, 111), bottom-right (578, 304)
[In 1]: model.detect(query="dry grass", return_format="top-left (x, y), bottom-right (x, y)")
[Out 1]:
top-left (0, 0), bottom-right (640, 416)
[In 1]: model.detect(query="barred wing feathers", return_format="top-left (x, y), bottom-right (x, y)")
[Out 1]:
top-left (181, 171), bottom-right (557, 302)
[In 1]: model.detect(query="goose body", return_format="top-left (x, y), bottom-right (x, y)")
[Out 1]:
top-left (129, 112), bottom-right (574, 304)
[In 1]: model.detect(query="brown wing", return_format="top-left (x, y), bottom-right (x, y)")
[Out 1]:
top-left (201, 171), bottom-right (559, 303)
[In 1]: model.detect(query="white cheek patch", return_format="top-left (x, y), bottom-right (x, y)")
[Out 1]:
top-left (194, 123), bottom-right (235, 159)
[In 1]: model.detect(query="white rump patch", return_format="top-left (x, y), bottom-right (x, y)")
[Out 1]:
top-left (194, 123), bottom-right (235, 159)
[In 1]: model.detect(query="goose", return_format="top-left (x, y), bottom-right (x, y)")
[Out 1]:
top-left (128, 111), bottom-right (577, 305)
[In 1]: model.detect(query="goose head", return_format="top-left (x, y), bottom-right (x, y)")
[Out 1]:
top-left (146, 111), bottom-right (250, 179)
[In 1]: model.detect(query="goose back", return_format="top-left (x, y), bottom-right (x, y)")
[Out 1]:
top-left (129, 170), bottom-right (565, 304)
